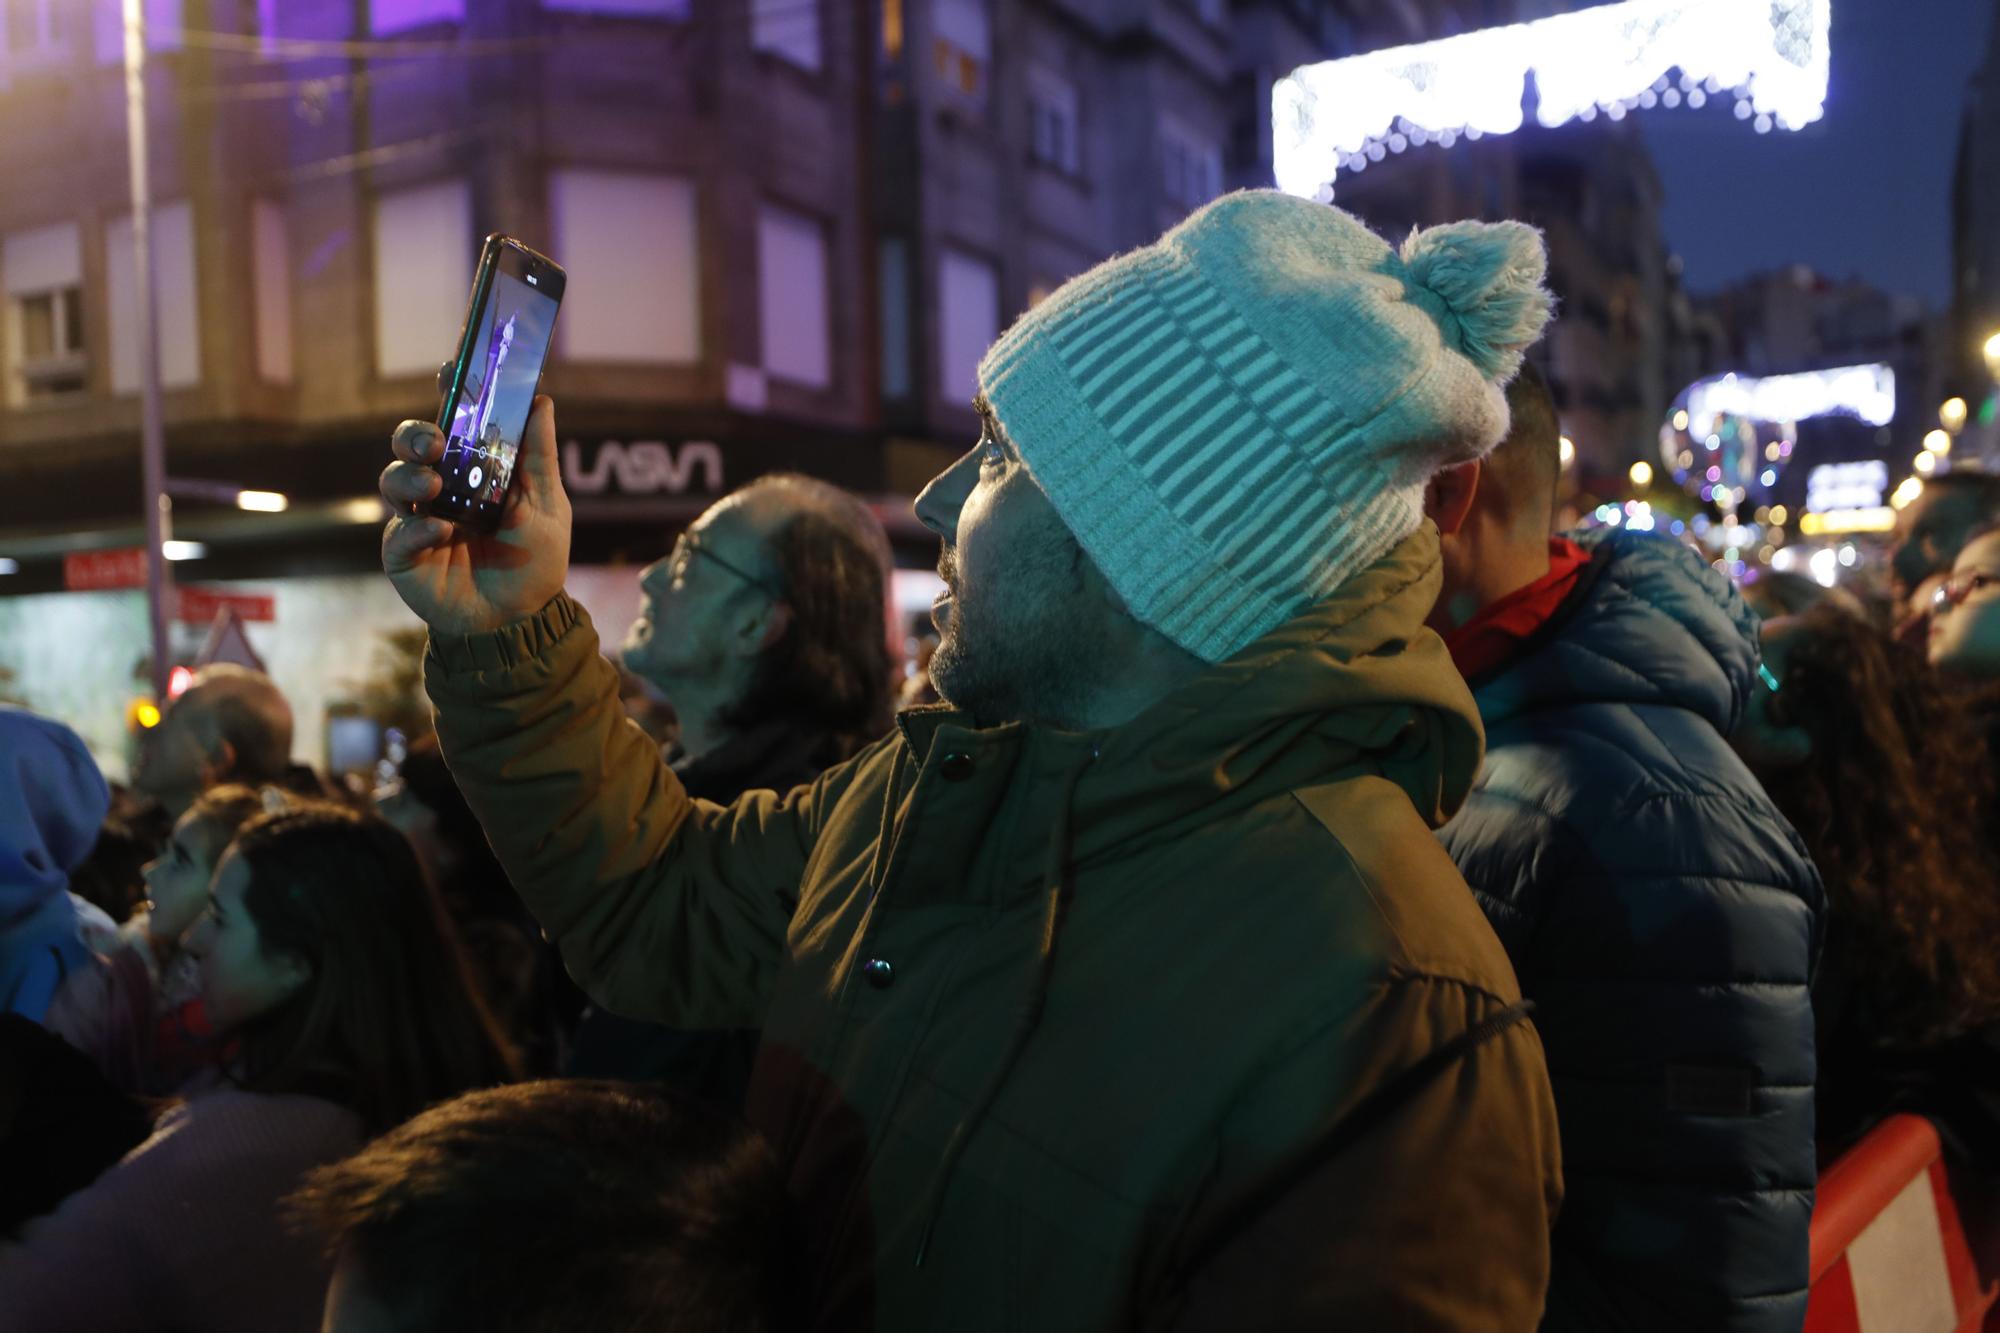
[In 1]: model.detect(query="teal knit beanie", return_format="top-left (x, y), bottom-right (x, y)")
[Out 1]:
top-left (978, 189), bottom-right (1554, 664)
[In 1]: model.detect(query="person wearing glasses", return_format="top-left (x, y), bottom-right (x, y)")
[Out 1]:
top-left (1929, 521), bottom-right (2000, 680)
top-left (1425, 363), bottom-right (1825, 1333)
top-left (561, 474), bottom-right (896, 1107)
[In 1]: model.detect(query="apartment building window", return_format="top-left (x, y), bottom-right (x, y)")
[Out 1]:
top-left (252, 200), bottom-right (293, 384)
top-left (549, 170), bottom-right (701, 364)
top-left (4, 223), bottom-right (85, 402)
top-left (541, 0), bottom-right (686, 13)
top-left (879, 236), bottom-right (913, 400)
top-left (757, 205), bottom-right (831, 389)
top-left (937, 247), bottom-right (997, 406)
top-left (108, 201), bottom-right (201, 392)
top-left (91, 0), bottom-right (180, 63)
top-left (372, 180), bottom-right (471, 378)
top-left (372, 0), bottom-right (463, 36)
top-left (1160, 116), bottom-right (1222, 211)
top-left (6, 0), bottom-right (63, 58)
top-left (753, 0), bottom-right (820, 71)
top-left (1027, 66), bottom-right (1079, 175)
top-left (932, 0), bottom-right (988, 103)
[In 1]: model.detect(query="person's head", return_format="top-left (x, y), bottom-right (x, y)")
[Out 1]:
top-left (1423, 361), bottom-right (1563, 630)
top-left (292, 1079), bottom-right (800, 1333)
top-left (1889, 470), bottom-right (2000, 597)
top-left (623, 476), bottom-right (893, 748)
top-left (915, 192), bottom-right (1553, 728)
top-left (133, 665), bottom-right (294, 818)
top-left (1740, 569), bottom-right (1868, 623)
top-left (0, 708), bottom-right (110, 1018)
top-left (1734, 604), bottom-right (2000, 1043)
top-left (139, 783), bottom-right (264, 944)
top-left (1928, 522), bottom-right (2000, 677)
top-left (181, 801), bottom-right (517, 1133)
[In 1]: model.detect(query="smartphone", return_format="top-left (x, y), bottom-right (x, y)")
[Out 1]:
top-left (431, 234), bottom-right (566, 532)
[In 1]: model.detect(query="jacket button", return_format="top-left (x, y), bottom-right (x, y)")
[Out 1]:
top-left (862, 957), bottom-right (895, 989)
top-left (939, 751), bottom-right (974, 782)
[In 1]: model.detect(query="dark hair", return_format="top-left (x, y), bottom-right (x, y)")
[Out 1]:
top-left (186, 665), bottom-right (294, 785)
top-left (721, 477), bottom-right (895, 748)
top-left (1485, 361), bottom-right (1563, 535)
top-left (1751, 605), bottom-right (2000, 1045)
top-left (224, 803), bottom-right (520, 1132)
top-left (1740, 570), bottom-right (1867, 622)
top-left (288, 1079), bottom-right (802, 1333)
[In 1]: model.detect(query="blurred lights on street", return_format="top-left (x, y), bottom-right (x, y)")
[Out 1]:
top-left (1629, 461), bottom-right (1653, 487)
top-left (1680, 364), bottom-right (1895, 439)
top-left (1941, 397), bottom-right (1968, 433)
top-left (1891, 477), bottom-right (1925, 510)
top-left (1914, 451), bottom-right (1938, 476)
top-left (1770, 505), bottom-right (1789, 526)
top-left (0, 558), bottom-right (16, 575)
top-left (1838, 544), bottom-right (1858, 567)
top-left (1924, 429), bottom-right (1952, 457)
top-left (1672, 410), bottom-right (1690, 431)
top-left (1799, 507), bottom-right (1895, 535)
top-left (1559, 435), bottom-right (1576, 467)
top-left (1273, 0), bottom-right (1831, 197)
top-left (167, 666), bottom-right (195, 700)
top-left (134, 703), bottom-right (162, 729)
top-left (161, 541), bottom-right (206, 561)
top-left (1772, 547), bottom-right (1797, 571)
top-left (236, 490), bottom-right (289, 513)
top-left (1810, 547), bottom-right (1840, 587)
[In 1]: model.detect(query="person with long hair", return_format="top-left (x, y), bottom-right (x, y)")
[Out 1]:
top-left (1735, 603), bottom-right (2000, 1160)
top-left (0, 801), bottom-right (519, 1332)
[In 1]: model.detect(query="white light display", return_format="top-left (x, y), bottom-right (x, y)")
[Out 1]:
top-left (1682, 364), bottom-right (1895, 441)
top-left (1272, 0), bottom-right (1831, 198)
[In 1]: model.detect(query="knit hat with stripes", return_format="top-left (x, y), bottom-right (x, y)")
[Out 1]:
top-left (977, 189), bottom-right (1554, 664)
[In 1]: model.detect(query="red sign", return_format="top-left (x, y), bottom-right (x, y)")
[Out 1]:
top-left (63, 547), bottom-right (147, 591)
top-left (175, 587), bottom-right (276, 624)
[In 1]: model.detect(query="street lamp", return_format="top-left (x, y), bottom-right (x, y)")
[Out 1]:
top-left (1914, 451), bottom-right (1938, 476)
top-left (1925, 429), bottom-right (1953, 457)
top-left (1941, 397), bottom-right (1968, 433)
top-left (1629, 460), bottom-right (1653, 487)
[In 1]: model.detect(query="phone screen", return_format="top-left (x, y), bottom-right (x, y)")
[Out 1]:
top-left (436, 240), bottom-right (562, 529)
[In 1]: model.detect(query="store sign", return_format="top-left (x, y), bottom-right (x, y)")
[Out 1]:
top-left (1806, 461), bottom-right (1888, 514)
top-left (562, 440), bottom-right (725, 497)
top-left (176, 587), bottom-right (276, 624)
top-left (63, 547), bottom-right (146, 590)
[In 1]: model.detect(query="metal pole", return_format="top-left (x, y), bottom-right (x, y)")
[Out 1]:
top-left (124, 0), bottom-right (171, 702)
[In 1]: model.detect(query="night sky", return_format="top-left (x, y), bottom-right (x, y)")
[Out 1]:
top-left (1638, 0), bottom-right (1995, 308)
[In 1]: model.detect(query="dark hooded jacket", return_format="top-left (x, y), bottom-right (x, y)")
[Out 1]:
top-left (1439, 529), bottom-right (1824, 1333)
top-left (425, 526), bottom-right (1562, 1332)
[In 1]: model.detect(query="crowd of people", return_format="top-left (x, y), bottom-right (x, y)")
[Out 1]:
top-left (2, 189), bottom-right (1999, 1331)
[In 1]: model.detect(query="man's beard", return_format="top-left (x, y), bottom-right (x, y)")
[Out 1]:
top-left (928, 527), bottom-right (1111, 729)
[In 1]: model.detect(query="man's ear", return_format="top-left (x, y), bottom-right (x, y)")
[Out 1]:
top-left (1425, 460), bottom-right (1481, 538)
top-left (743, 599), bottom-right (793, 655)
top-left (203, 736), bottom-right (239, 784)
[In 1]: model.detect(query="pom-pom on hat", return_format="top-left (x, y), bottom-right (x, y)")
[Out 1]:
top-left (977, 190), bottom-right (1554, 664)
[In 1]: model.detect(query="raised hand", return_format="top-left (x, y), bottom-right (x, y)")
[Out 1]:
top-left (379, 394), bottom-right (572, 636)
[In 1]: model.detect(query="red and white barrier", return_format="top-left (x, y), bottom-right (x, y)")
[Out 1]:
top-left (1805, 1115), bottom-right (1997, 1333)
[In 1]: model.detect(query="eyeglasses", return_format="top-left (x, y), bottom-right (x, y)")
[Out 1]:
top-left (667, 534), bottom-right (782, 600)
top-left (1933, 571), bottom-right (2000, 613)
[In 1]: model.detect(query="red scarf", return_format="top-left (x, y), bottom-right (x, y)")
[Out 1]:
top-left (1444, 537), bottom-right (1592, 683)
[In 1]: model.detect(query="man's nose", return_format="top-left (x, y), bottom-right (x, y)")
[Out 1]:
top-left (638, 558), bottom-right (670, 594)
top-left (915, 450), bottom-right (977, 542)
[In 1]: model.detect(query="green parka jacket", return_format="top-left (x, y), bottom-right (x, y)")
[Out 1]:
top-left (425, 525), bottom-right (1562, 1332)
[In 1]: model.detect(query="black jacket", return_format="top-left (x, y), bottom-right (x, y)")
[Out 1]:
top-left (1439, 530), bottom-right (1825, 1333)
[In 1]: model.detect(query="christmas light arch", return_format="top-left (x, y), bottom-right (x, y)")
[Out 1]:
top-left (1272, 0), bottom-right (1831, 200)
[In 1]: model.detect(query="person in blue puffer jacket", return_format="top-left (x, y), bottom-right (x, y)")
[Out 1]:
top-left (1, 706), bottom-right (114, 1022)
top-left (1425, 364), bottom-right (1825, 1332)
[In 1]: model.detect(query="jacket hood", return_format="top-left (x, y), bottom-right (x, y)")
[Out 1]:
top-left (1474, 528), bottom-right (1761, 734)
top-left (0, 706), bottom-right (111, 929)
top-left (901, 521), bottom-right (1486, 865)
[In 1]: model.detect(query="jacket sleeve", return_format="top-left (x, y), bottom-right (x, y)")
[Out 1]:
top-left (1512, 786), bottom-right (1822, 1333)
top-left (424, 593), bottom-right (871, 1030)
top-left (1151, 974), bottom-right (1563, 1332)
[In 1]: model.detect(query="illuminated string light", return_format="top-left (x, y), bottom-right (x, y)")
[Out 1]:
top-left (1273, 0), bottom-right (1832, 196)
top-left (1680, 364), bottom-right (1895, 439)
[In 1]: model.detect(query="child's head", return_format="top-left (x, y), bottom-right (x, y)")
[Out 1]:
top-left (141, 784), bottom-right (265, 943)
top-left (183, 802), bottom-right (518, 1132)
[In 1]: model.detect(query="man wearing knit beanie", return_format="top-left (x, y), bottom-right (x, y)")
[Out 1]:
top-left (382, 190), bottom-right (1564, 1330)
